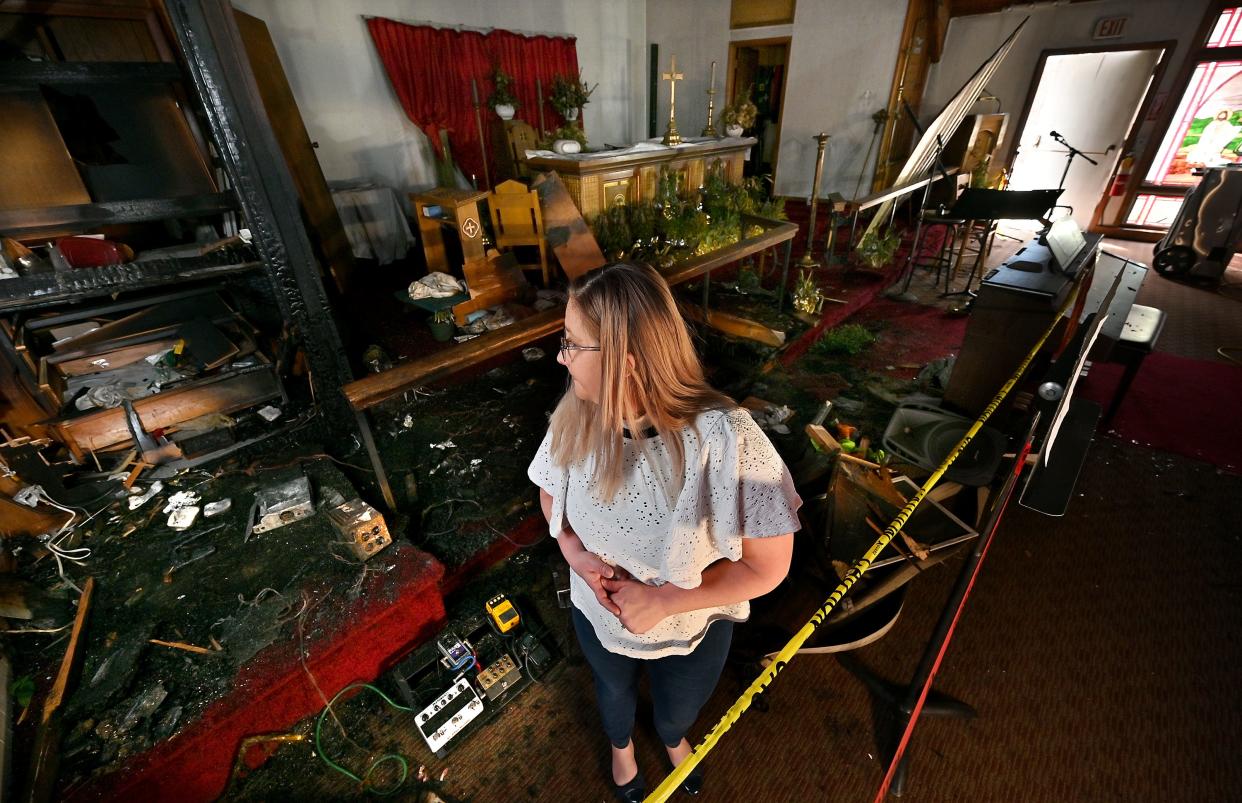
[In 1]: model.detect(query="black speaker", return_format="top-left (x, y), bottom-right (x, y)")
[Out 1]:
top-left (882, 402), bottom-right (1006, 486)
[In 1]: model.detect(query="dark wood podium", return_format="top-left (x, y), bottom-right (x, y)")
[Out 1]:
top-left (943, 233), bottom-right (1102, 416)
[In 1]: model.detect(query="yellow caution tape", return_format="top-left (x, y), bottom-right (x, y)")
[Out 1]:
top-left (645, 288), bottom-right (1080, 802)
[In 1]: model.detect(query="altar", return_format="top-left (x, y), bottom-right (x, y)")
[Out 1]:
top-left (522, 136), bottom-right (756, 218)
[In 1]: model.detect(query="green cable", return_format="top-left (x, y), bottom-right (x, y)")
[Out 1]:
top-left (315, 682), bottom-right (416, 796)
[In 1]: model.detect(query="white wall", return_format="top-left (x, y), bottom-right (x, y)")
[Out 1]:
top-left (923, 0), bottom-right (1213, 185)
top-left (647, 0), bottom-right (907, 199)
top-left (645, 0), bottom-right (732, 142)
top-left (232, 0), bottom-right (646, 195)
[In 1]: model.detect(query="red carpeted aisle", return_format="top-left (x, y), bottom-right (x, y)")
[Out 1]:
top-left (1079, 351), bottom-right (1242, 473)
top-left (66, 544), bottom-right (446, 803)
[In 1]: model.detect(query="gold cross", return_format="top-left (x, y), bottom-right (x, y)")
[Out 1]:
top-left (661, 55), bottom-right (685, 145)
top-left (662, 56), bottom-right (685, 109)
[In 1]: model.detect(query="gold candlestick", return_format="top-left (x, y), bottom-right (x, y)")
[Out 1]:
top-left (702, 60), bottom-right (719, 137)
top-left (799, 132), bottom-right (831, 269)
top-left (661, 55), bottom-right (684, 146)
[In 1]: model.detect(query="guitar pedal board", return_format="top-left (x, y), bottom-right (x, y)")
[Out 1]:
top-left (414, 675), bottom-right (484, 755)
top-left (477, 653), bottom-right (521, 700)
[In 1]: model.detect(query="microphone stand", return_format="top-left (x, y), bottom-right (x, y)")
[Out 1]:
top-left (1051, 131), bottom-right (1097, 191)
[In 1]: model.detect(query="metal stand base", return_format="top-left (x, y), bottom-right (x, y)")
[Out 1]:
top-left (882, 286), bottom-right (919, 303)
top-left (836, 653), bottom-right (976, 798)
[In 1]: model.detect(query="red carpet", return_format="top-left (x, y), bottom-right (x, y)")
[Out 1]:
top-left (1079, 352), bottom-right (1242, 473)
top-left (68, 545), bottom-right (446, 802)
top-left (777, 202), bottom-right (927, 366)
top-left (851, 298), bottom-right (969, 373)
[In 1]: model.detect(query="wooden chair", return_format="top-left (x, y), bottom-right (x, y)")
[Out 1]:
top-left (487, 179), bottom-right (551, 286)
top-left (500, 120), bottom-right (538, 179)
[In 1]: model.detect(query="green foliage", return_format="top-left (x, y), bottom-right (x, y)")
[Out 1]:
top-left (659, 204), bottom-right (709, 248)
top-left (628, 201), bottom-right (656, 245)
top-left (811, 324), bottom-right (876, 357)
top-left (432, 308), bottom-right (454, 324)
top-left (550, 72), bottom-right (597, 115)
top-left (856, 227), bottom-right (901, 269)
top-left (584, 168), bottom-right (785, 262)
top-left (653, 166), bottom-right (682, 209)
top-left (591, 204), bottom-right (633, 259)
top-left (736, 265), bottom-right (761, 293)
top-left (537, 124), bottom-right (588, 150)
top-left (792, 269), bottom-right (823, 315)
top-left (12, 675), bottom-right (35, 708)
top-left (489, 66), bottom-right (519, 108)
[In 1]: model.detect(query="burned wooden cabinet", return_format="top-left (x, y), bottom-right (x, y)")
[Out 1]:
top-left (0, 0), bottom-right (357, 478)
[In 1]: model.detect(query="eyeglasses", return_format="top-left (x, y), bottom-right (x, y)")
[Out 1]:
top-left (559, 335), bottom-right (601, 359)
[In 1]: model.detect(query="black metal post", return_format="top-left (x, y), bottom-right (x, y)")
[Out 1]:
top-left (165, 0), bottom-right (358, 447)
top-left (777, 236), bottom-right (794, 309)
top-left (872, 414), bottom-right (1041, 799)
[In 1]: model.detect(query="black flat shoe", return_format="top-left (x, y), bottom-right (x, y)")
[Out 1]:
top-left (680, 764), bottom-right (704, 796)
top-left (613, 771), bottom-right (646, 802)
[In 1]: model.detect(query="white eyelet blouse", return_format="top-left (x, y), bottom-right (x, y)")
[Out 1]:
top-left (528, 407), bottom-right (802, 658)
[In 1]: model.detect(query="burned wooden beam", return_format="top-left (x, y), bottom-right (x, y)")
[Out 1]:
top-left (343, 309), bottom-right (564, 413)
top-left (52, 366), bottom-right (282, 460)
top-left (0, 61), bottom-right (183, 87)
top-left (21, 576), bottom-right (95, 803)
top-left (0, 193), bottom-right (238, 239)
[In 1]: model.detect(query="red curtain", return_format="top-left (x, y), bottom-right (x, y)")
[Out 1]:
top-left (366, 18), bottom-right (580, 189)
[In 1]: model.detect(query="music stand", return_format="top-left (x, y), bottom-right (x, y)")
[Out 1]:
top-left (941, 188), bottom-right (1063, 299)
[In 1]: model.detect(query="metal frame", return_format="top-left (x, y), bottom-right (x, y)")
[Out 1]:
top-left (164, 0), bottom-right (358, 445)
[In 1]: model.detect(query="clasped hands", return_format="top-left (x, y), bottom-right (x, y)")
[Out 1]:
top-left (569, 550), bottom-right (668, 634)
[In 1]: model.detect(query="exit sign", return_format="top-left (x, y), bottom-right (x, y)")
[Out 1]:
top-left (1093, 16), bottom-right (1129, 39)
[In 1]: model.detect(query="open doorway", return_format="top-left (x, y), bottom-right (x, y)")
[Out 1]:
top-left (726, 38), bottom-right (789, 178)
top-left (1006, 44), bottom-right (1167, 230)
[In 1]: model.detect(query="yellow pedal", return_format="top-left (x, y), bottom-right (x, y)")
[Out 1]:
top-left (485, 594), bottom-right (520, 633)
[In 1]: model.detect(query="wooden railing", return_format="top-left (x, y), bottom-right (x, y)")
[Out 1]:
top-left (342, 215), bottom-right (798, 508)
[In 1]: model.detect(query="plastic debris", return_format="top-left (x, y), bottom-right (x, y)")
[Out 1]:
top-left (13, 485), bottom-right (41, 507)
top-left (167, 506), bottom-right (200, 530)
top-left (119, 683), bottom-right (168, 733)
top-left (128, 481), bottom-right (164, 510)
top-left (408, 271), bottom-right (465, 300)
top-left (163, 491), bottom-right (200, 514)
top-left (203, 499), bottom-right (232, 518)
top-left (480, 307), bottom-right (516, 331)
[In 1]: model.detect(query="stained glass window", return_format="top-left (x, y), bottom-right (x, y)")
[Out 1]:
top-left (1207, 7), bottom-right (1242, 48)
top-left (1125, 193), bottom-right (1184, 227)
top-left (1145, 60), bottom-right (1242, 186)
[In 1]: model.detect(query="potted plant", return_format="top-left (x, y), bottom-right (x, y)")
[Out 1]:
top-left (428, 308), bottom-right (456, 342)
top-left (490, 67), bottom-right (519, 120)
top-left (856, 227), bottom-right (901, 269)
top-left (550, 123), bottom-right (587, 154)
top-left (550, 72), bottom-right (596, 122)
top-left (720, 86), bottom-right (758, 137)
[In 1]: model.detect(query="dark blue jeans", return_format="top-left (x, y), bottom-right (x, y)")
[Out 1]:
top-left (572, 607), bottom-right (733, 749)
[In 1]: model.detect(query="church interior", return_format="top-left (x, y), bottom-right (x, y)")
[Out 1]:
top-left (1, 0), bottom-right (1240, 800)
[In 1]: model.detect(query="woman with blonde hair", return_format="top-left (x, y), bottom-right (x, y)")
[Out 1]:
top-left (528, 262), bottom-right (801, 800)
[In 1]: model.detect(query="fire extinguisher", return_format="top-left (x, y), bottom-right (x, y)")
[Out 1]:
top-left (1110, 154), bottom-right (1134, 197)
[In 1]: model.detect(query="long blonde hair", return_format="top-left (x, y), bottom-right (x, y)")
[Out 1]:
top-left (548, 262), bottom-right (734, 501)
